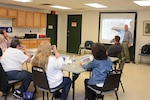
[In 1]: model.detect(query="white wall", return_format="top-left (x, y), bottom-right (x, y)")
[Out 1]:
top-left (135, 10), bottom-right (150, 63)
top-left (57, 11), bottom-right (99, 51)
top-left (1, 4), bottom-right (150, 63)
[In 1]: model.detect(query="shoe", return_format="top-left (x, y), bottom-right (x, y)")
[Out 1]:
top-left (125, 60), bottom-right (130, 63)
top-left (2, 92), bottom-right (7, 96)
top-left (53, 91), bottom-right (61, 98)
top-left (13, 90), bottom-right (23, 99)
top-left (125, 61), bottom-right (130, 63)
top-left (97, 94), bottom-right (104, 99)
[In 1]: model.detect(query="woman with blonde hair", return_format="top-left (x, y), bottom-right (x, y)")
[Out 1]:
top-left (32, 41), bottom-right (71, 100)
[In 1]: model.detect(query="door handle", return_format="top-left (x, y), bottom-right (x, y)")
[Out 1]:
top-left (67, 34), bottom-right (70, 37)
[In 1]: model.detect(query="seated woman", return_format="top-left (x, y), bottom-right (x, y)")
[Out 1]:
top-left (0, 30), bottom-right (11, 52)
top-left (81, 43), bottom-right (112, 100)
top-left (32, 41), bottom-right (71, 100)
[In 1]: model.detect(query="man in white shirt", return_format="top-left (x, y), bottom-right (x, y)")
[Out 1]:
top-left (1, 39), bottom-right (32, 99)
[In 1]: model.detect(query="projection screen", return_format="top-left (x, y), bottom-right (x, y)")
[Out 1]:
top-left (99, 12), bottom-right (136, 45)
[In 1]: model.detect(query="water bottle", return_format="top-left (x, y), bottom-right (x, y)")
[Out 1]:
top-left (72, 55), bottom-right (76, 67)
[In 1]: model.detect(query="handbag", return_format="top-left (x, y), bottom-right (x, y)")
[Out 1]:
top-left (23, 91), bottom-right (35, 100)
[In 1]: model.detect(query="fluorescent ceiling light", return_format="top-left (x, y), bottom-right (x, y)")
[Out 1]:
top-left (13, 0), bottom-right (33, 2)
top-left (85, 3), bottom-right (107, 8)
top-left (50, 5), bottom-right (71, 9)
top-left (133, 0), bottom-right (150, 6)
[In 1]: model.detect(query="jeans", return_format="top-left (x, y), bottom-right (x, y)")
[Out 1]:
top-left (84, 79), bottom-right (103, 100)
top-left (52, 77), bottom-right (71, 100)
top-left (84, 79), bottom-right (97, 100)
top-left (6, 70), bottom-right (32, 92)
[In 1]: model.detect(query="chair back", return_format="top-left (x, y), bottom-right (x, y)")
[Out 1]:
top-left (32, 66), bottom-right (49, 91)
top-left (0, 63), bottom-right (9, 92)
top-left (117, 57), bottom-right (126, 73)
top-left (102, 72), bottom-right (121, 92)
top-left (85, 41), bottom-right (93, 49)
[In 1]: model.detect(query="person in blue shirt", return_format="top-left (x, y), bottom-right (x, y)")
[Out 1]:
top-left (81, 43), bottom-right (112, 100)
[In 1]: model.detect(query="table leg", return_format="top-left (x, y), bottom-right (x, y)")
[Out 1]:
top-left (72, 73), bottom-right (79, 100)
top-left (26, 62), bottom-right (28, 70)
top-left (140, 56), bottom-right (142, 64)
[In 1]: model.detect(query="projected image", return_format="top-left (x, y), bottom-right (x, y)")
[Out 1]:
top-left (102, 19), bottom-right (132, 42)
top-left (99, 13), bottom-right (136, 45)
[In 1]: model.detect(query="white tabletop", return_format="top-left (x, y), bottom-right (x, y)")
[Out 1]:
top-left (62, 55), bottom-right (119, 74)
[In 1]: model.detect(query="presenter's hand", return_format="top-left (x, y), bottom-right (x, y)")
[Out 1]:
top-left (128, 43), bottom-right (131, 48)
top-left (111, 27), bottom-right (115, 30)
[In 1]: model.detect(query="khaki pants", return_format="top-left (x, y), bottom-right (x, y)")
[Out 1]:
top-left (122, 42), bottom-right (130, 62)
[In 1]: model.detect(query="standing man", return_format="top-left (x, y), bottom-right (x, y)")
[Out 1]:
top-left (112, 24), bottom-right (132, 62)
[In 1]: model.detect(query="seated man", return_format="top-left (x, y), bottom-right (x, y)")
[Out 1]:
top-left (1, 39), bottom-right (32, 99)
top-left (107, 35), bottom-right (122, 57)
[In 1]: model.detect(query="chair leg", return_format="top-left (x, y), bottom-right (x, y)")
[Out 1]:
top-left (52, 93), bottom-right (54, 100)
top-left (43, 91), bottom-right (45, 100)
top-left (34, 87), bottom-right (37, 93)
top-left (96, 94), bottom-right (104, 100)
top-left (12, 84), bottom-right (15, 92)
top-left (68, 72), bottom-right (70, 77)
top-left (47, 92), bottom-right (49, 100)
top-left (115, 91), bottom-right (119, 100)
top-left (78, 48), bottom-right (81, 55)
top-left (4, 95), bottom-right (7, 100)
top-left (120, 80), bottom-right (125, 93)
top-left (101, 95), bottom-right (104, 100)
top-left (89, 72), bottom-right (91, 78)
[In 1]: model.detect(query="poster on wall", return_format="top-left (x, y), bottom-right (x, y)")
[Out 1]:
top-left (0, 27), bottom-right (12, 33)
top-left (143, 21), bottom-right (150, 36)
top-left (71, 22), bottom-right (77, 27)
top-left (0, 18), bottom-right (12, 33)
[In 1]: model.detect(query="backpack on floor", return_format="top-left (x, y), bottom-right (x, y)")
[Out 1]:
top-left (141, 43), bottom-right (150, 54)
top-left (23, 91), bottom-right (35, 100)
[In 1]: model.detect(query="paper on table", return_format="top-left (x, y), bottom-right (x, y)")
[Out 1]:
top-left (80, 55), bottom-right (93, 65)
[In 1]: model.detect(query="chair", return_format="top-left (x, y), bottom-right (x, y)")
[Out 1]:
top-left (115, 57), bottom-right (126, 93)
top-left (78, 40), bottom-right (93, 55)
top-left (32, 66), bottom-right (64, 100)
top-left (87, 72), bottom-right (121, 100)
top-left (0, 63), bottom-right (22, 100)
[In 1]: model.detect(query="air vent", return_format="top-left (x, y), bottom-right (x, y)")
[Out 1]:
top-left (76, 8), bottom-right (85, 10)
